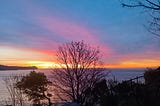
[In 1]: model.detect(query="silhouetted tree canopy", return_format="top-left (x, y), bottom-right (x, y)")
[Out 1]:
top-left (51, 41), bottom-right (107, 104)
top-left (16, 71), bottom-right (52, 106)
top-left (144, 67), bottom-right (160, 85)
top-left (84, 79), bottom-right (118, 106)
top-left (83, 79), bottom-right (147, 106)
top-left (121, 0), bottom-right (160, 37)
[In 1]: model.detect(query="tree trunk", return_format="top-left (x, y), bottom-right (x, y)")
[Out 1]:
top-left (43, 93), bottom-right (52, 106)
top-left (47, 97), bottom-right (52, 106)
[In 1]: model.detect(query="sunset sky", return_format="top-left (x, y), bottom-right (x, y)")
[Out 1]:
top-left (0, 0), bottom-right (160, 68)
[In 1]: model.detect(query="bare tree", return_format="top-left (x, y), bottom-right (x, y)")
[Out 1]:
top-left (51, 41), bottom-right (108, 104)
top-left (3, 74), bottom-right (26, 106)
top-left (121, 0), bottom-right (160, 37)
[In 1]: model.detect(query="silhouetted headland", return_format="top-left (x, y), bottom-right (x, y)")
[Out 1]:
top-left (0, 65), bottom-right (37, 70)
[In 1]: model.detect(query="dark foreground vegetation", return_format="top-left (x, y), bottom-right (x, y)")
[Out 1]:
top-left (3, 67), bottom-right (160, 106)
top-left (83, 67), bottom-right (160, 106)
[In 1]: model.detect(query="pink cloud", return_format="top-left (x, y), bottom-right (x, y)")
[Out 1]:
top-left (19, 1), bottom-right (112, 59)
top-left (31, 14), bottom-right (112, 57)
top-left (107, 49), bottom-right (160, 64)
top-left (37, 16), bottom-right (98, 43)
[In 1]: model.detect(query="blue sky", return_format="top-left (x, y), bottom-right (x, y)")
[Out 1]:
top-left (0, 0), bottom-right (159, 68)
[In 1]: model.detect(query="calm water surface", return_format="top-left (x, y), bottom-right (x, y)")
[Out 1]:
top-left (0, 68), bottom-right (145, 102)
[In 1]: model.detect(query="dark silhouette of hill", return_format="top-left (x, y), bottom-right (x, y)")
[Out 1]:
top-left (0, 65), bottom-right (37, 70)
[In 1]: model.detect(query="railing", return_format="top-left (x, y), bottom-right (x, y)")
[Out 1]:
top-left (125, 75), bottom-right (144, 83)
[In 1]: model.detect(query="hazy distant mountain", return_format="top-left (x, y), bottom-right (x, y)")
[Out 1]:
top-left (0, 65), bottom-right (37, 70)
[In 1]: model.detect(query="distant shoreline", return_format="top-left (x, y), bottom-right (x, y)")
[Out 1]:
top-left (0, 65), bottom-right (37, 71)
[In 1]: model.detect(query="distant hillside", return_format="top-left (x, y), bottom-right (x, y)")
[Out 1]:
top-left (0, 65), bottom-right (37, 70)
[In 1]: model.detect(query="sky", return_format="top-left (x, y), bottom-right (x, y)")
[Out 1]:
top-left (0, 0), bottom-right (160, 68)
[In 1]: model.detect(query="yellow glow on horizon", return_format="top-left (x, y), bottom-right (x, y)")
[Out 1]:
top-left (26, 61), bottom-right (56, 68)
top-left (27, 59), bottom-right (160, 69)
top-left (2, 59), bottom-right (160, 69)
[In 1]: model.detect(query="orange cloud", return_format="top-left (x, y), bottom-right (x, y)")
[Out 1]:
top-left (107, 59), bottom-right (160, 68)
top-left (0, 45), bottom-right (55, 66)
top-left (105, 50), bottom-right (160, 68)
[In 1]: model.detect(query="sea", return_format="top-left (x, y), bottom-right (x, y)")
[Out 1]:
top-left (0, 68), bottom-right (145, 104)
